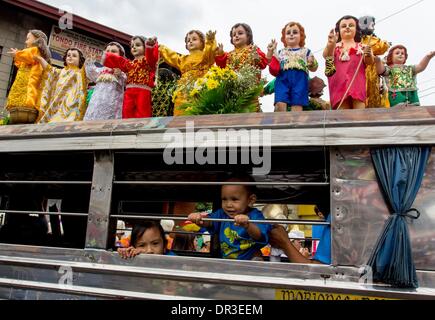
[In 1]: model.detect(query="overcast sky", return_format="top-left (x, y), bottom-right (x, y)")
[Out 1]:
top-left (39, 0), bottom-right (435, 111)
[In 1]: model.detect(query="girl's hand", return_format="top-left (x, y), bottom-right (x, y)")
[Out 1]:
top-left (206, 30), bottom-right (216, 41)
top-left (7, 48), bottom-right (18, 58)
top-left (117, 247), bottom-right (136, 259)
top-left (428, 51), bottom-right (435, 59)
top-left (234, 215), bottom-right (250, 228)
top-left (216, 43), bottom-right (224, 56)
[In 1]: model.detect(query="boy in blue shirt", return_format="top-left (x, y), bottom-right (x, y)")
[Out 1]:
top-left (188, 174), bottom-right (271, 260)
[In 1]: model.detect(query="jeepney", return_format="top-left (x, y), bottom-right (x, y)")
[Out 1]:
top-left (0, 107), bottom-right (435, 300)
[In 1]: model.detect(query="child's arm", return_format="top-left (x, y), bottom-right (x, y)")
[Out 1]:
top-left (104, 52), bottom-right (131, 73)
top-left (33, 55), bottom-right (49, 70)
top-left (9, 47), bottom-right (39, 66)
top-left (159, 44), bottom-right (182, 70)
top-left (307, 52), bottom-right (319, 72)
top-left (267, 39), bottom-right (277, 62)
top-left (269, 226), bottom-right (321, 264)
top-left (234, 215), bottom-right (263, 241)
top-left (187, 212), bottom-right (212, 229)
top-left (203, 31), bottom-right (218, 65)
top-left (145, 37), bottom-right (159, 69)
top-left (323, 29), bottom-right (337, 59)
top-left (215, 44), bottom-right (228, 68)
top-left (363, 45), bottom-right (375, 66)
top-left (256, 47), bottom-right (269, 70)
top-left (375, 56), bottom-right (386, 75)
top-left (415, 51), bottom-right (435, 74)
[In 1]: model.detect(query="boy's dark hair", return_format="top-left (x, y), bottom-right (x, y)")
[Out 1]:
top-left (185, 30), bottom-right (205, 51)
top-left (130, 221), bottom-right (167, 250)
top-left (224, 172), bottom-right (257, 195)
top-left (63, 48), bottom-right (86, 68)
top-left (230, 23), bottom-right (254, 46)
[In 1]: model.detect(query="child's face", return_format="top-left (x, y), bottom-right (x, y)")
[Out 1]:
top-left (66, 50), bottom-right (80, 67)
top-left (135, 227), bottom-right (165, 254)
top-left (285, 25), bottom-right (301, 48)
top-left (186, 32), bottom-right (204, 51)
top-left (105, 45), bottom-right (121, 56)
top-left (221, 185), bottom-right (256, 218)
top-left (339, 18), bottom-right (357, 41)
top-left (392, 48), bottom-right (407, 65)
top-left (232, 26), bottom-right (249, 49)
top-left (131, 38), bottom-right (145, 57)
top-left (25, 33), bottom-right (37, 48)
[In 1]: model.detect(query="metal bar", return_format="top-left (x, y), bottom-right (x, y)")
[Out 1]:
top-left (85, 151), bottom-right (114, 250)
top-left (1, 210), bottom-right (88, 217)
top-left (114, 181), bottom-right (330, 186)
top-left (0, 278), bottom-right (205, 300)
top-left (0, 181), bottom-right (92, 185)
top-left (0, 255), bottom-right (432, 300)
top-left (111, 214), bottom-right (330, 226)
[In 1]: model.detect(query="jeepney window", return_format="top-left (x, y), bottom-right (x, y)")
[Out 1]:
top-left (0, 152), bottom-right (94, 248)
top-left (110, 148), bottom-right (330, 262)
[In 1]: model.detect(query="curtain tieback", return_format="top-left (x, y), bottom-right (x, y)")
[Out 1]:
top-left (396, 208), bottom-right (421, 220)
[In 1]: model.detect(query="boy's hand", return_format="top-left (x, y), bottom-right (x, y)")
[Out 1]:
top-left (146, 37), bottom-right (157, 47)
top-left (363, 45), bottom-right (373, 57)
top-left (428, 51), bottom-right (435, 59)
top-left (216, 43), bottom-right (224, 56)
top-left (327, 29), bottom-right (338, 46)
top-left (267, 39), bottom-right (277, 54)
top-left (234, 215), bottom-right (250, 228)
top-left (188, 213), bottom-right (203, 225)
top-left (8, 48), bottom-right (18, 58)
top-left (206, 30), bottom-right (216, 41)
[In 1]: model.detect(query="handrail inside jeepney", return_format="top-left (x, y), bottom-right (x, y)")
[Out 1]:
top-left (0, 180), bottom-right (92, 185)
top-left (1, 210), bottom-right (88, 217)
top-left (111, 214), bottom-right (330, 226)
top-left (113, 181), bottom-right (330, 186)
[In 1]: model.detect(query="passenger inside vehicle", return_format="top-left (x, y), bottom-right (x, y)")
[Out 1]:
top-left (117, 220), bottom-right (176, 259)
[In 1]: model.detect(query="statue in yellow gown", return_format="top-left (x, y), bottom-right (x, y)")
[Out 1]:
top-left (6, 30), bottom-right (51, 118)
top-left (159, 30), bottom-right (217, 116)
top-left (360, 16), bottom-right (390, 108)
top-left (36, 48), bottom-right (88, 123)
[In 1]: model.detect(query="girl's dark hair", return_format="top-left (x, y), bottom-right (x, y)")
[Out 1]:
top-left (63, 48), bottom-right (86, 68)
top-left (29, 30), bottom-right (51, 62)
top-left (386, 45), bottom-right (408, 66)
top-left (130, 221), bottom-right (167, 250)
top-left (230, 23), bottom-right (253, 46)
top-left (185, 30), bottom-right (205, 51)
top-left (335, 15), bottom-right (362, 43)
top-left (224, 172), bottom-right (257, 196)
top-left (106, 41), bottom-right (126, 57)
